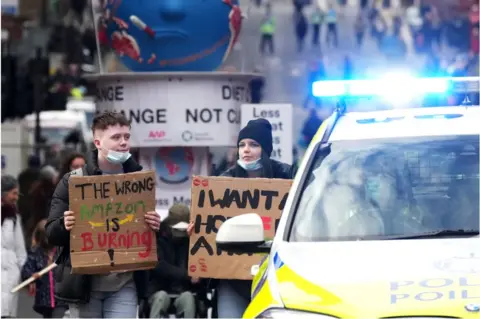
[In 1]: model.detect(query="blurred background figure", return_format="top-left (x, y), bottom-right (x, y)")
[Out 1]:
top-left (294, 7), bottom-right (309, 53)
top-left (310, 5), bottom-right (325, 49)
top-left (325, 4), bottom-right (338, 48)
top-left (259, 3), bottom-right (276, 56)
top-left (2, 175), bottom-right (27, 318)
top-left (21, 219), bottom-right (68, 318)
top-left (354, 13), bottom-right (367, 48)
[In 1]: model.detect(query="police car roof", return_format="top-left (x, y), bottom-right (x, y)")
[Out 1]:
top-left (328, 106), bottom-right (480, 142)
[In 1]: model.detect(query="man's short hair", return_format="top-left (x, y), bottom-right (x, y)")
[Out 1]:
top-left (91, 111), bottom-right (131, 133)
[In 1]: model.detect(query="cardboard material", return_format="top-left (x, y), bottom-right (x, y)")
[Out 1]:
top-left (188, 176), bottom-right (292, 280)
top-left (69, 171), bottom-right (158, 274)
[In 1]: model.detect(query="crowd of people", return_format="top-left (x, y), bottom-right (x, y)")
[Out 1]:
top-left (1, 111), bottom-right (296, 318)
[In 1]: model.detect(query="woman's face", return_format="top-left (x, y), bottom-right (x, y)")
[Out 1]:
top-left (238, 138), bottom-right (262, 163)
top-left (2, 188), bottom-right (19, 207)
top-left (70, 156), bottom-right (86, 171)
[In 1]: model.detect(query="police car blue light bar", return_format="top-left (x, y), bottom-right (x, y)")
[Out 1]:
top-left (312, 75), bottom-right (480, 98)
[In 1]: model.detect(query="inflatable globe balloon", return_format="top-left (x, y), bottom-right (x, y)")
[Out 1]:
top-left (100, 0), bottom-right (242, 72)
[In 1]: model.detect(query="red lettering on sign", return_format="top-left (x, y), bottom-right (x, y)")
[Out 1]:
top-left (193, 177), bottom-right (201, 186)
top-left (193, 177), bottom-right (208, 187)
top-left (80, 230), bottom-right (153, 258)
top-left (190, 264), bottom-right (197, 273)
top-left (148, 130), bottom-right (166, 138)
top-left (261, 216), bottom-right (272, 231)
top-left (199, 258), bottom-right (208, 272)
top-left (81, 232), bottom-right (94, 251)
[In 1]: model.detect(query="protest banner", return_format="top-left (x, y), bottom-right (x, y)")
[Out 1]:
top-left (188, 176), bottom-right (292, 280)
top-left (69, 171), bottom-right (158, 274)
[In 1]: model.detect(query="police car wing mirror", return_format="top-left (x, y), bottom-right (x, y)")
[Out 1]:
top-left (216, 213), bottom-right (270, 254)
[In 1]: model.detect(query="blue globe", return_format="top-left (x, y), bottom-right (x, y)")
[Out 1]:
top-left (102, 0), bottom-right (242, 72)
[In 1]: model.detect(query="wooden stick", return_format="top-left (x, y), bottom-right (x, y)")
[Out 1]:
top-left (11, 263), bottom-right (58, 293)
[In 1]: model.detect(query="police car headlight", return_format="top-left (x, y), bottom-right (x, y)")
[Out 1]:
top-left (257, 308), bottom-right (338, 319)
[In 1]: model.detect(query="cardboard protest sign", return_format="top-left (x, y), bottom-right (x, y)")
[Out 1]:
top-left (69, 171), bottom-right (158, 274)
top-left (188, 176), bottom-right (292, 280)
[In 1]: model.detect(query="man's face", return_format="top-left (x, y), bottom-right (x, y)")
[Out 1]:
top-left (94, 124), bottom-right (131, 157)
top-left (2, 188), bottom-right (19, 207)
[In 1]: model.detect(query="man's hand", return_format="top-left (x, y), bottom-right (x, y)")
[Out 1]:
top-left (64, 211), bottom-right (75, 231)
top-left (191, 277), bottom-right (200, 284)
top-left (187, 221), bottom-right (194, 237)
top-left (145, 211), bottom-right (160, 231)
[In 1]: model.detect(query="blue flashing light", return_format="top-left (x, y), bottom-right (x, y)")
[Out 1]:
top-left (312, 76), bottom-right (450, 98)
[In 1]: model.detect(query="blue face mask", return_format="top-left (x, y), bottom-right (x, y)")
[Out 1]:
top-left (106, 150), bottom-right (132, 165)
top-left (237, 158), bottom-right (263, 171)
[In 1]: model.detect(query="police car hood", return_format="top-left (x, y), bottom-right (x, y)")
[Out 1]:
top-left (275, 238), bottom-right (480, 317)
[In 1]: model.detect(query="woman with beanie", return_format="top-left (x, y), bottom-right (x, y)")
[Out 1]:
top-left (222, 118), bottom-right (295, 179)
top-left (1, 175), bottom-right (27, 318)
top-left (217, 119), bottom-right (294, 317)
top-left (210, 118), bottom-right (295, 317)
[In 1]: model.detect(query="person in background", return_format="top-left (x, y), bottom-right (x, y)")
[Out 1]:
top-left (380, 30), bottom-right (407, 62)
top-left (301, 108), bottom-right (323, 149)
top-left (294, 9), bottom-right (308, 53)
top-left (427, 5), bottom-right (442, 49)
top-left (1, 175), bottom-right (27, 318)
top-left (303, 58), bottom-right (326, 109)
top-left (188, 119), bottom-right (295, 318)
top-left (343, 55), bottom-right (353, 80)
top-left (372, 13), bottom-right (387, 47)
top-left (311, 6), bottom-right (324, 48)
top-left (405, 2), bottom-right (423, 51)
top-left (393, 15), bottom-right (403, 37)
top-left (18, 155), bottom-right (42, 230)
top-left (25, 166), bottom-right (60, 250)
top-left (249, 67), bottom-right (265, 104)
top-left (22, 220), bottom-right (68, 318)
top-left (58, 151), bottom-right (86, 181)
top-left (354, 13), bottom-right (367, 48)
top-left (147, 204), bottom-right (200, 318)
top-left (259, 5), bottom-right (275, 56)
top-left (45, 111), bottom-right (161, 318)
top-left (325, 5), bottom-right (338, 48)
top-left (213, 148), bottom-right (238, 176)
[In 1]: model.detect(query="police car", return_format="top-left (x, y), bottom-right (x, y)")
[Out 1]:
top-left (216, 76), bottom-right (480, 318)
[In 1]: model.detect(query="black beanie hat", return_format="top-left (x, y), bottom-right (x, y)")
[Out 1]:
top-left (237, 118), bottom-right (273, 157)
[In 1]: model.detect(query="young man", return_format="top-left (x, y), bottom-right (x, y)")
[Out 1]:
top-left (45, 111), bottom-right (161, 318)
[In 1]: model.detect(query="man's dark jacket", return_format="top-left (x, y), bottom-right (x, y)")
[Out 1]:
top-left (45, 150), bottom-right (153, 303)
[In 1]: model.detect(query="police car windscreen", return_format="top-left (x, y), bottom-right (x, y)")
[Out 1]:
top-left (290, 135), bottom-right (479, 242)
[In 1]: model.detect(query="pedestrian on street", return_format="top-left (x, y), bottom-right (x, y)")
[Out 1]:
top-left (295, 9), bottom-right (308, 53)
top-left (22, 220), bottom-right (68, 318)
top-left (372, 13), bottom-right (387, 47)
top-left (259, 7), bottom-right (276, 56)
top-left (45, 111), bottom-right (161, 318)
top-left (325, 5), bottom-right (338, 48)
top-left (303, 58), bottom-right (326, 109)
top-left (311, 6), bottom-right (325, 48)
top-left (1, 175), bottom-right (27, 318)
top-left (343, 55), bottom-right (353, 80)
top-left (354, 13), bottom-right (367, 48)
